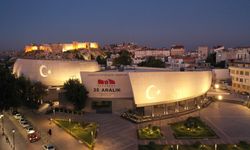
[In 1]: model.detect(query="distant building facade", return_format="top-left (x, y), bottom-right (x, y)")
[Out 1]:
top-left (235, 47), bottom-right (250, 62)
top-left (229, 62), bottom-right (250, 94)
top-left (134, 49), bottom-right (170, 58)
top-left (198, 46), bottom-right (209, 60)
top-left (170, 45), bottom-right (185, 56)
top-left (25, 41), bottom-right (99, 53)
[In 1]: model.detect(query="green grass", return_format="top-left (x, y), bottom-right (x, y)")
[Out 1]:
top-left (170, 117), bottom-right (217, 139)
top-left (54, 119), bottom-right (98, 149)
top-left (138, 125), bottom-right (163, 139)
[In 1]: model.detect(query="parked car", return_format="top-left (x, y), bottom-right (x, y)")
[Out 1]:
top-left (26, 126), bottom-right (35, 134)
top-left (12, 111), bottom-right (19, 115)
top-left (19, 118), bottom-right (27, 124)
top-left (28, 132), bottom-right (40, 143)
top-left (21, 121), bottom-right (30, 128)
top-left (42, 144), bottom-right (56, 150)
top-left (14, 113), bottom-right (22, 120)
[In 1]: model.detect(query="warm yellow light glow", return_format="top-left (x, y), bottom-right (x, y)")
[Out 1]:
top-left (25, 41), bottom-right (99, 53)
top-left (214, 84), bottom-right (220, 89)
top-left (146, 85), bottom-right (161, 100)
top-left (90, 42), bottom-right (99, 49)
top-left (13, 59), bottom-right (101, 86)
top-left (129, 71), bottom-right (212, 107)
top-left (62, 42), bottom-right (99, 52)
top-left (218, 95), bottom-right (223, 100)
top-left (25, 46), bottom-right (38, 52)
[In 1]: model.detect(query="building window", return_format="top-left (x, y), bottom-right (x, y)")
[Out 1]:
top-left (245, 71), bottom-right (249, 76)
top-left (240, 78), bottom-right (243, 82)
top-left (240, 71), bottom-right (244, 75)
top-left (236, 70), bottom-right (239, 75)
top-left (236, 77), bottom-right (239, 81)
top-left (231, 70), bottom-right (235, 74)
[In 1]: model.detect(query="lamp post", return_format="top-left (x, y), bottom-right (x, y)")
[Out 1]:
top-left (197, 105), bottom-right (201, 118)
top-left (0, 114), bottom-right (4, 135)
top-left (12, 129), bottom-right (15, 150)
top-left (247, 95), bottom-right (250, 104)
top-left (91, 131), bottom-right (95, 150)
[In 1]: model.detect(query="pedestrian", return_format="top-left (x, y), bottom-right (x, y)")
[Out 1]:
top-left (48, 129), bottom-right (52, 136)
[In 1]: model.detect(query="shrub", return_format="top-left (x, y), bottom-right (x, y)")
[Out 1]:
top-left (192, 141), bottom-right (201, 148)
top-left (184, 117), bottom-right (198, 129)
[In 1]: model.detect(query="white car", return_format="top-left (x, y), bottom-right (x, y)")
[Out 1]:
top-left (26, 127), bottom-right (35, 134)
top-left (42, 144), bottom-right (56, 150)
top-left (14, 113), bottom-right (22, 120)
top-left (26, 126), bottom-right (36, 134)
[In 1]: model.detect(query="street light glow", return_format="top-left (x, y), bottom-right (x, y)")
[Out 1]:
top-left (218, 95), bottom-right (223, 100)
top-left (214, 84), bottom-right (220, 89)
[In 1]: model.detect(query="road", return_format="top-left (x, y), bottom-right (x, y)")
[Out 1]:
top-left (0, 111), bottom-right (42, 150)
top-left (19, 109), bottom-right (87, 150)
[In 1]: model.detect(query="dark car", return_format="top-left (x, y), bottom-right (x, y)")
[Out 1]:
top-left (28, 132), bottom-right (40, 143)
top-left (12, 110), bottom-right (19, 115)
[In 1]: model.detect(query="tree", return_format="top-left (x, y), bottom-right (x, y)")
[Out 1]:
top-left (138, 57), bottom-right (165, 68)
top-left (63, 79), bottom-right (88, 110)
top-left (96, 56), bottom-right (106, 65)
top-left (0, 64), bottom-right (20, 110)
top-left (113, 50), bottom-right (132, 66)
top-left (205, 52), bottom-right (216, 66)
top-left (0, 60), bottom-right (47, 110)
top-left (16, 76), bottom-right (47, 109)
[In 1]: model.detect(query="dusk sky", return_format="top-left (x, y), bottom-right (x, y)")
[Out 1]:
top-left (0, 0), bottom-right (250, 50)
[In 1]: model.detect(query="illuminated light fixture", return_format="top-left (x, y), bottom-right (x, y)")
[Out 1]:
top-left (218, 95), bottom-right (223, 100)
top-left (56, 87), bottom-right (60, 91)
top-left (145, 85), bottom-right (161, 100)
top-left (214, 84), bottom-right (220, 89)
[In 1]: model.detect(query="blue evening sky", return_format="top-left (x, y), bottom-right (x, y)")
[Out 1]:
top-left (0, 0), bottom-right (250, 50)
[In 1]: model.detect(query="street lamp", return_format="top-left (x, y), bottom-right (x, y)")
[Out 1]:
top-left (214, 84), bottom-right (220, 89)
top-left (197, 105), bottom-right (201, 118)
top-left (218, 95), bottom-right (223, 100)
top-left (91, 131), bottom-right (95, 150)
top-left (0, 114), bottom-right (4, 135)
top-left (12, 129), bottom-right (15, 150)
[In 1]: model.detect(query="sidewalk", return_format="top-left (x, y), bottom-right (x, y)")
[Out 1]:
top-left (0, 134), bottom-right (12, 150)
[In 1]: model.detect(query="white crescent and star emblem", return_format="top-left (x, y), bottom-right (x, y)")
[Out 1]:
top-left (146, 85), bottom-right (161, 100)
top-left (39, 65), bottom-right (51, 77)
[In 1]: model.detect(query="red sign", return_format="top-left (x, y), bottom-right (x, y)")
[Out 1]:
top-left (98, 79), bottom-right (115, 85)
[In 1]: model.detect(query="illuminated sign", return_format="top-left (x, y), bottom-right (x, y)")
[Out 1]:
top-left (94, 79), bottom-right (120, 93)
top-left (80, 72), bottom-right (133, 98)
top-left (39, 65), bottom-right (52, 77)
top-left (146, 85), bottom-right (161, 100)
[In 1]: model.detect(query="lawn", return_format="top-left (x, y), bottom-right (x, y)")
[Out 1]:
top-left (139, 141), bottom-right (250, 150)
top-left (54, 119), bottom-right (98, 149)
top-left (138, 124), bottom-right (164, 139)
top-left (170, 117), bottom-right (217, 139)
